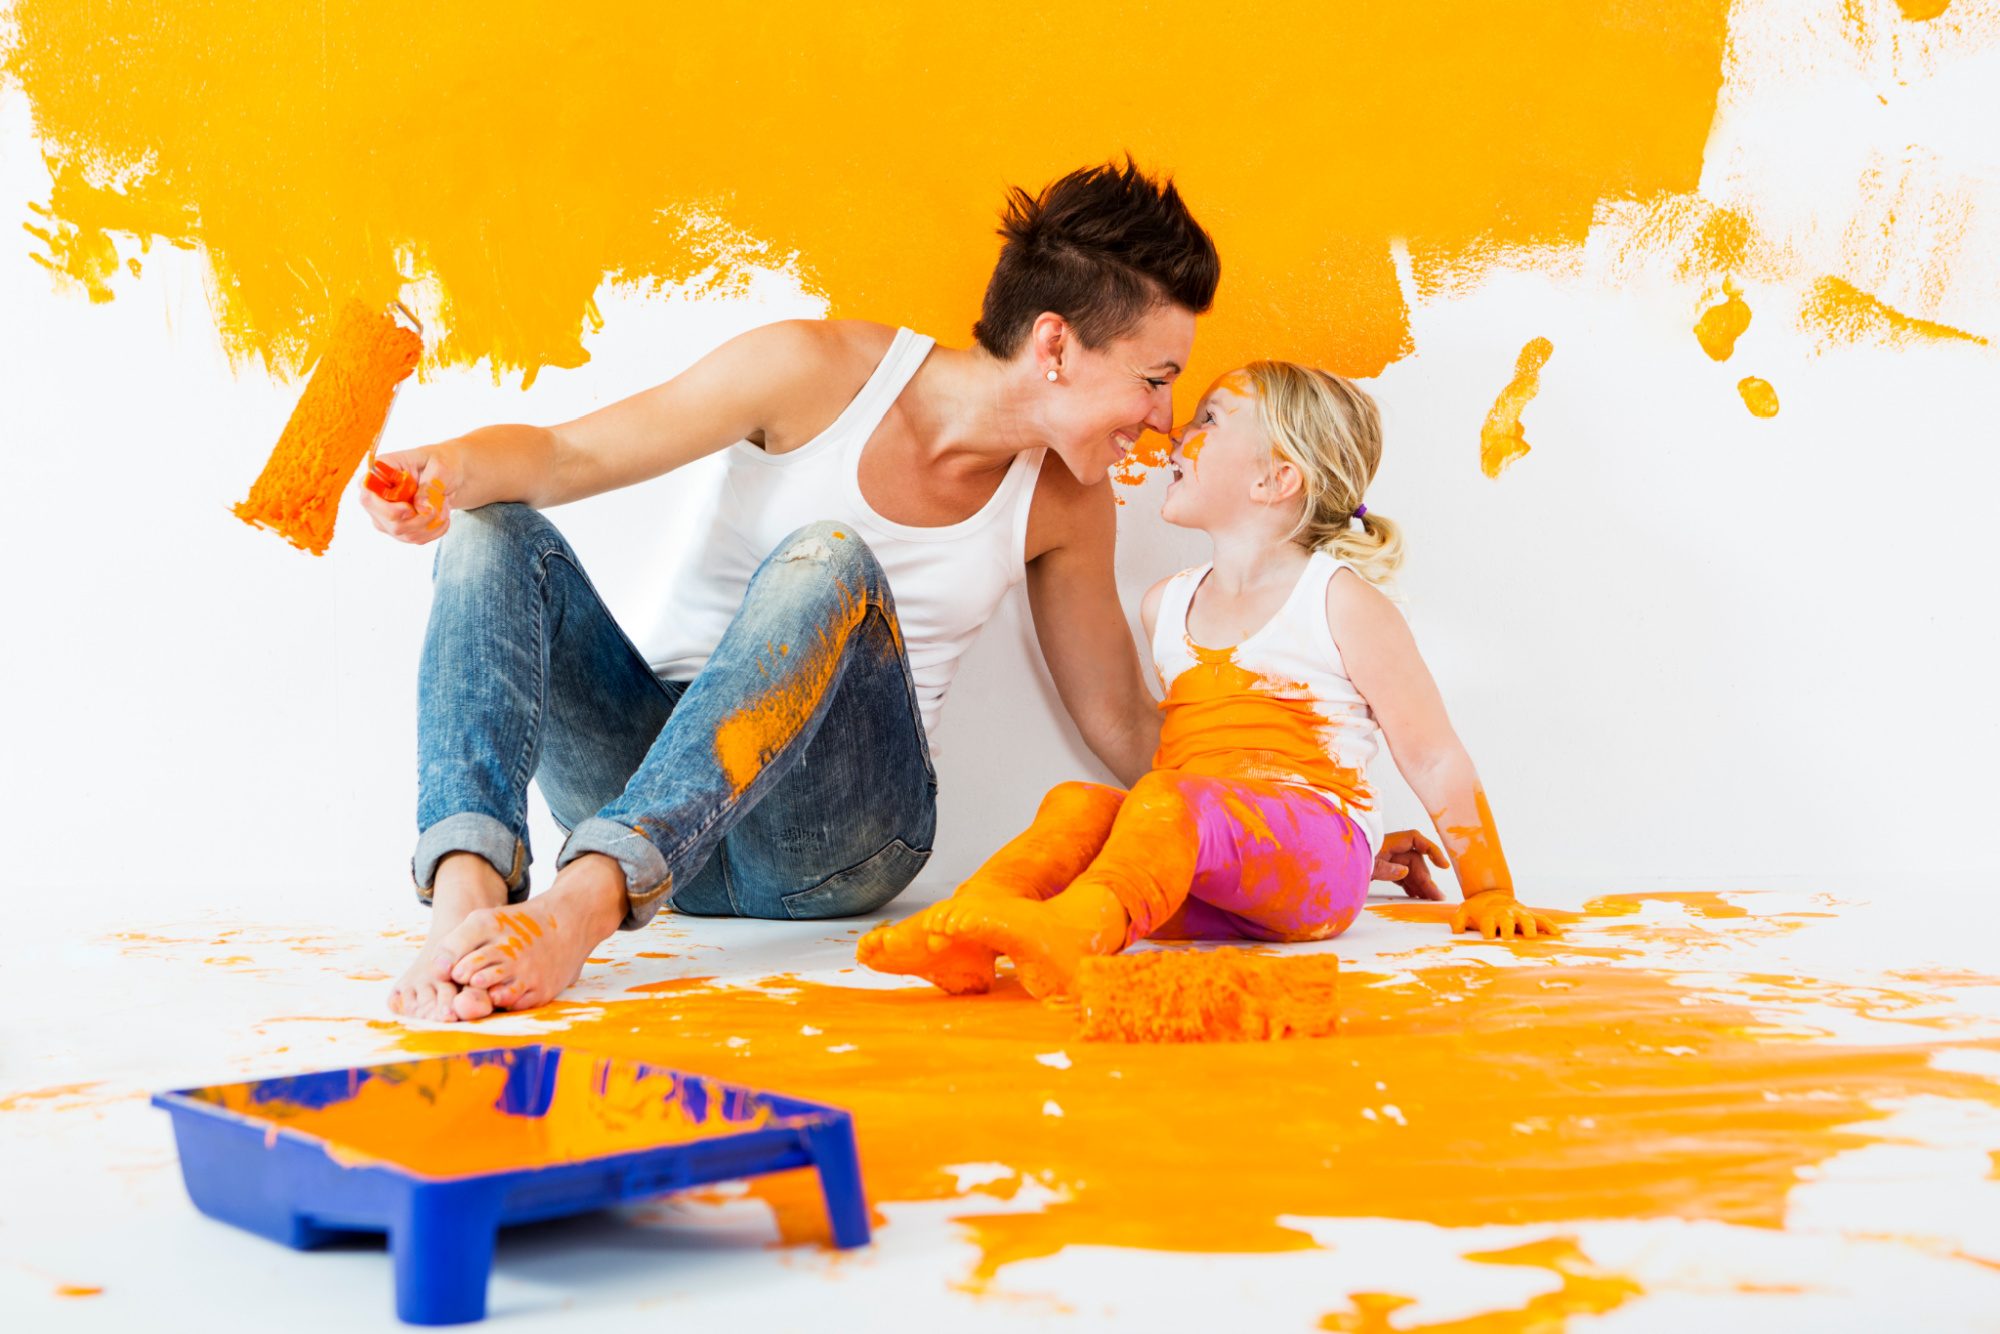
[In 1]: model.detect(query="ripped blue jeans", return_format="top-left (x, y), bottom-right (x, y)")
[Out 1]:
top-left (410, 504), bottom-right (937, 927)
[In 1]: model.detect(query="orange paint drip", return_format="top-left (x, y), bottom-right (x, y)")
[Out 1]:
top-left (1156, 642), bottom-right (1371, 813)
top-left (1479, 338), bottom-right (1553, 478)
top-left (1798, 276), bottom-right (1987, 353)
top-left (1322, 1236), bottom-right (1641, 1332)
top-left (195, 1055), bottom-right (768, 1177)
top-left (389, 963), bottom-right (2000, 1284)
top-left (1738, 376), bottom-right (1780, 417)
top-left (1694, 285), bottom-right (1752, 360)
top-left (1073, 949), bottom-right (1340, 1042)
top-left (232, 300), bottom-right (423, 555)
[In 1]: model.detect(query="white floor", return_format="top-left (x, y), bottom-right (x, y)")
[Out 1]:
top-left (4, 874), bottom-right (2000, 1332)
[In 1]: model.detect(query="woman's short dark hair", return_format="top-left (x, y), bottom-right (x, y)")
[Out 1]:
top-left (973, 157), bottom-right (1220, 358)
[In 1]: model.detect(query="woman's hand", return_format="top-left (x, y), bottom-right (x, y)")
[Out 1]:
top-left (1449, 889), bottom-right (1561, 940)
top-left (1371, 829), bottom-right (1449, 900)
top-left (360, 445), bottom-right (462, 544)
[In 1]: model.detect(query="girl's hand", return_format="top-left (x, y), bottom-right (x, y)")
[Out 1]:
top-left (360, 445), bottom-right (460, 544)
top-left (1449, 889), bottom-right (1561, 940)
top-left (1372, 830), bottom-right (1449, 900)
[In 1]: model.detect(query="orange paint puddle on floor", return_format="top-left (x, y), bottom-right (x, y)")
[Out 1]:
top-left (1479, 338), bottom-right (1553, 478)
top-left (1322, 1235), bottom-right (1642, 1332)
top-left (383, 957), bottom-right (2000, 1286)
top-left (0, 1082), bottom-right (108, 1112)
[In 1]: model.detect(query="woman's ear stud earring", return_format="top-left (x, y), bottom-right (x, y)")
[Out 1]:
top-left (1046, 369), bottom-right (1059, 382)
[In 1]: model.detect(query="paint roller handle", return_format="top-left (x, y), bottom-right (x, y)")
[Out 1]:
top-left (360, 445), bottom-right (459, 544)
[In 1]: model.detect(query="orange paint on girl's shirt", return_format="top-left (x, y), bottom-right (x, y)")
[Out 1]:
top-left (387, 960), bottom-right (2000, 1288)
top-left (1155, 641), bottom-right (1372, 816)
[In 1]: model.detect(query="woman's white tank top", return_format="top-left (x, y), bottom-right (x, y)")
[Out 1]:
top-left (637, 328), bottom-right (1045, 750)
top-left (1149, 550), bottom-right (1386, 855)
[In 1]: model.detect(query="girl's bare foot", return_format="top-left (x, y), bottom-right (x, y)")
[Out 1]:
top-left (928, 884), bottom-right (1129, 999)
top-left (388, 854), bottom-right (507, 1022)
top-left (858, 904), bottom-right (1001, 994)
top-left (427, 854), bottom-right (630, 1019)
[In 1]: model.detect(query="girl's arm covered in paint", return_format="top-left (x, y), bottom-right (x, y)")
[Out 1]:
top-left (360, 320), bottom-right (833, 542)
top-left (1025, 481), bottom-right (1160, 787)
top-left (1326, 570), bottom-right (1559, 939)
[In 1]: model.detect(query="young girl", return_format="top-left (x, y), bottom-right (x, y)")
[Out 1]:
top-left (858, 362), bottom-right (1558, 999)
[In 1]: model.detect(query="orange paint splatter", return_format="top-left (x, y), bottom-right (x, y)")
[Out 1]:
top-left (231, 300), bottom-right (423, 555)
top-left (1895, 0), bottom-right (1953, 18)
top-left (387, 962), bottom-right (2000, 1284)
top-left (1738, 376), bottom-right (1780, 418)
top-left (714, 584), bottom-right (875, 794)
top-left (1798, 276), bottom-right (1987, 353)
top-left (1695, 284), bottom-right (1752, 360)
top-left (1479, 338), bottom-right (1553, 478)
top-left (1322, 1236), bottom-right (1642, 1331)
top-left (54, 1284), bottom-right (104, 1298)
top-left (2, 3), bottom-right (1732, 386)
top-left (0, 1081), bottom-right (107, 1112)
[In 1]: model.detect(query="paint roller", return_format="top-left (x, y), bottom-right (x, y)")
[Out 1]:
top-left (1072, 948), bottom-right (1340, 1043)
top-left (233, 299), bottom-right (424, 555)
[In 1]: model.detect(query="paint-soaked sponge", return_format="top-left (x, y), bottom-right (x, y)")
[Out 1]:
top-left (1074, 949), bottom-right (1339, 1042)
top-left (234, 300), bottom-right (423, 555)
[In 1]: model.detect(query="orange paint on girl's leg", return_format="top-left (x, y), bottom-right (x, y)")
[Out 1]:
top-left (859, 781), bottom-right (1125, 993)
top-left (925, 881), bottom-right (1130, 1000)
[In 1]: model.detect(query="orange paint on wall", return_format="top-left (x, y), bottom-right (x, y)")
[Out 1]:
top-left (1479, 338), bottom-right (1553, 478)
top-left (3, 2), bottom-right (1731, 389)
top-left (1738, 376), bottom-right (1780, 417)
top-left (1695, 285), bottom-right (1752, 360)
top-left (388, 961), bottom-right (2000, 1286)
top-left (1798, 276), bottom-right (1987, 353)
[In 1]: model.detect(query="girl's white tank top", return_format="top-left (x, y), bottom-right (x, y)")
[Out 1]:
top-left (1149, 550), bottom-right (1386, 855)
top-left (636, 327), bottom-right (1045, 751)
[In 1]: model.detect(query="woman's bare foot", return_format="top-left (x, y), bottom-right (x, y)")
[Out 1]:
top-left (928, 883), bottom-right (1129, 999)
top-left (426, 853), bottom-right (630, 1020)
top-left (858, 903), bottom-right (1001, 994)
top-left (389, 854), bottom-right (508, 1022)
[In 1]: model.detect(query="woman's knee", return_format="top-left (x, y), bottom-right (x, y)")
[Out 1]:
top-left (433, 502), bottom-right (563, 585)
top-left (764, 520), bottom-right (886, 595)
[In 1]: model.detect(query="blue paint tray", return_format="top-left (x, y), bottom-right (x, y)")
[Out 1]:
top-left (152, 1045), bottom-right (869, 1324)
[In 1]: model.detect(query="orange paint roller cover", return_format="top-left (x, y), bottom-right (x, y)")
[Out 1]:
top-left (1074, 950), bottom-right (1340, 1043)
top-left (233, 300), bottom-right (423, 555)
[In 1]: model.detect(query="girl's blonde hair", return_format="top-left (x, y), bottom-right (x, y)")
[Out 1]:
top-left (1242, 360), bottom-right (1403, 584)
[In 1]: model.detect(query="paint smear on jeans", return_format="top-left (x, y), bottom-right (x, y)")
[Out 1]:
top-left (1479, 339), bottom-right (1553, 478)
top-left (390, 922), bottom-right (2000, 1290)
top-left (1, 1), bottom-right (1731, 388)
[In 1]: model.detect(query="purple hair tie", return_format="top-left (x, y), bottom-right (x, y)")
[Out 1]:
top-left (1353, 504), bottom-right (1368, 519)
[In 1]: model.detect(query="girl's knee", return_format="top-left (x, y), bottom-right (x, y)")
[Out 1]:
top-left (1039, 780), bottom-right (1125, 824)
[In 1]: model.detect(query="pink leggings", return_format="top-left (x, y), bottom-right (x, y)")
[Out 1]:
top-left (966, 773), bottom-right (1374, 945)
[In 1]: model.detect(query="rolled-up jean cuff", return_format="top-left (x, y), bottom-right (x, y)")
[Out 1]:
top-left (557, 818), bottom-right (671, 929)
top-left (412, 812), bottom-right (530, 905)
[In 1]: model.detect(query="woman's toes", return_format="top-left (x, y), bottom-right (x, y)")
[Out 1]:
top-left (452, 986), bottom-right (495, 1021)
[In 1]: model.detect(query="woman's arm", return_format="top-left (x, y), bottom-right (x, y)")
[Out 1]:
top-left (1023, 479), bottom-right (1160, 786)
top-left (360, 320), bottom-right (835, 544)
top-left (1327, 570), bottom-right (1559, 938)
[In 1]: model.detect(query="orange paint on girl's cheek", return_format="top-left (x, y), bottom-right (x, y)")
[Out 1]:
top-left (383, 961), bottom-right (2000, 1286)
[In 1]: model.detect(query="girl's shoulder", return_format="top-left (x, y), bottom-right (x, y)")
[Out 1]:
top-left (1140, 564), bottom-right (1209, 639)
top-left (1322, 558), bottom-right (1408, 648)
